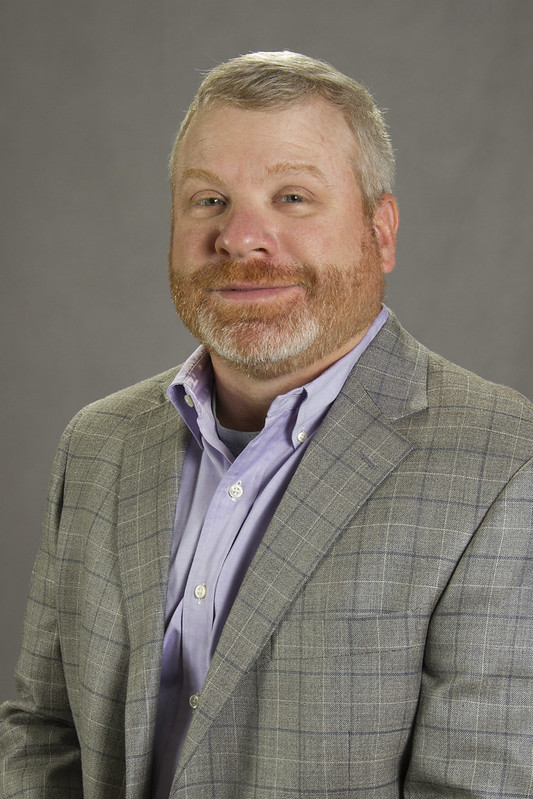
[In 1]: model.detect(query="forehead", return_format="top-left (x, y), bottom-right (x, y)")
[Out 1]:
top-left (174, 99), bottom-right (357, 181)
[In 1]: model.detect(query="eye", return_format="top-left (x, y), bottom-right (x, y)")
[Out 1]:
top-left (198, 196), bottom-right (225, 207)
top-left (280, 193), bottom-right (305, 203)
top-left (188, 193), bottom-right (227, 216)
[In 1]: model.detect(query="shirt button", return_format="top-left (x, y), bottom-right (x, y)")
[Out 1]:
top-left (296, 429), bottom-right (307, 443)
top-left (184, 394), bottom-right (194, 407)
top-left (189, 694), bottom-right (200, 709)
top-left (228, 481), bottom-right (244, 500)
top-left (194, 583), bottom-right (207, 601)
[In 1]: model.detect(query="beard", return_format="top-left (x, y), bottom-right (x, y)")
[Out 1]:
top-left (170, 227), bottom-right (385, 380)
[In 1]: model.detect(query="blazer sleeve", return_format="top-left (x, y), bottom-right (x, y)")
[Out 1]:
top-left (0, 417), bottom-right (83, 798)
top-left (404, 458), bottom-right (533, 797)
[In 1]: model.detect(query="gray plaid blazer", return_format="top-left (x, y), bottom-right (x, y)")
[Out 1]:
top-left (1, 312), bottom-right (533, 798)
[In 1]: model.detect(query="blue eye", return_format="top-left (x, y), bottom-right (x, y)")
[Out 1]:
top-left (281, 194), bottom-right (304, 203)
top-left (199, 197), bottom-right (224, 206)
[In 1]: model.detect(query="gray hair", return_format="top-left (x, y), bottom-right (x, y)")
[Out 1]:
top-left (170, 51), bottom-right (395, 214)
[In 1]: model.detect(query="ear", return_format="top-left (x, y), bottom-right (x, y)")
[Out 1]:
top-left (372, 193), bottom-right (399, 274)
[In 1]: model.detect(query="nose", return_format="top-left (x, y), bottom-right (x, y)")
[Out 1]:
top-left (214, 205), bottom-right (278, 260)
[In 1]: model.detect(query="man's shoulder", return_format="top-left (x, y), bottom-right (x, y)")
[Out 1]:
top-left (427, 347), bottom-right (530, 398)
top-left (427, 354), bottom-right (533, 471)
top-left (426, 348), bottom-right (533, 429)
top-left (66, 366), bottom-right (180, 436)
top-left (359, 312), bottom-right (533, 456)
top-left (408, 334), bottom-right (533, 460)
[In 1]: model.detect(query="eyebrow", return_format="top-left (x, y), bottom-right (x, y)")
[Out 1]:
top-left (265, 162), bottom-right (329, 184)
top-left (179, 168), bottom-right (222, 187)
top-left (178, 162), bottom-right (330, 188)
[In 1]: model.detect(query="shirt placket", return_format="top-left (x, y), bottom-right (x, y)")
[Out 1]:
top-left (179, 449), bottom-right (266, 701)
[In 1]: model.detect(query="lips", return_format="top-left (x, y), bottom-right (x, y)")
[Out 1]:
top-left (213, 283), bottom-right (304, 302)
top-left (215, 280), bottom-right (296, 290)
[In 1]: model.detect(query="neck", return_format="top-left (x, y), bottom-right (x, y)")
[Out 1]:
top-left (210, 333), bottom-right (366, 431)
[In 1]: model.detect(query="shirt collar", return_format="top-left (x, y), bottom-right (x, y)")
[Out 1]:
top-left (168, 347), bottom-right (214, 447)
top-left (168, 305), bottom-right (389, 450)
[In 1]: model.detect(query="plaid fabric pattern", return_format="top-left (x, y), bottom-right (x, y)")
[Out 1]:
top-left (1, 312), bottom-right (532, 798)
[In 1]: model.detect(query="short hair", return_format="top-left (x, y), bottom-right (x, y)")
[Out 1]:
top-left (169, 51), bottom-right (395, 214)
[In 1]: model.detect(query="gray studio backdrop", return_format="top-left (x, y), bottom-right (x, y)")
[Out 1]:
top-left (1, 0), bottom-right (532, 701)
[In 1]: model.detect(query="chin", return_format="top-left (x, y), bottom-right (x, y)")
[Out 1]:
top-left (205, 325), bottom-right (321, 379)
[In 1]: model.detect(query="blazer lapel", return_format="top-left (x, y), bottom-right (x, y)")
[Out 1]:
top-left (177, 313), bottom-right (429, 774)
top-left (115, 377), bottom-right (190, 795)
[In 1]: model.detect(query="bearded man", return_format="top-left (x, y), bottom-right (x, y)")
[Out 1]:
top-left (1, 51), bottom-right (532, 799)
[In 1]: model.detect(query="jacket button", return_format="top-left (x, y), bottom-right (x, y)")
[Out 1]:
top-left (189, 694), bottom-right (200, 709)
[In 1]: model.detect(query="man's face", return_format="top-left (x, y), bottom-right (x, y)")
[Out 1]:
top-left (169, 99), bottom-right (395, 379)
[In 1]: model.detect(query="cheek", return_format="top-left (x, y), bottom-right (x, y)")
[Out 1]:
top-left (282, 222), bottom-right (334, 260)
top-left (287, 213), bottom-right (365, 264)
top-left (333, 219), bottom-right (373, 266)
top-left (171, 222), bottom-right (212, 265)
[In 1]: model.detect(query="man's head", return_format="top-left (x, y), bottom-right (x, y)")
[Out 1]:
top-left (169, 52), bottom-right (399, 382)
top-left (170, 50), bottom-right (394, 217)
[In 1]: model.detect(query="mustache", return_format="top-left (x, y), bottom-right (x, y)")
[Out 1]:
top-left (186, 259), bottom-right (319, 291)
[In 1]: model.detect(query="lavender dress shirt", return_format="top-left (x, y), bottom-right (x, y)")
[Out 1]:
top-left (152, 307), bottom-right (389, 797)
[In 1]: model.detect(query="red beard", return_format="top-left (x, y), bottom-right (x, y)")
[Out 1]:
top-left (170, 229), bottom-right (385, 379)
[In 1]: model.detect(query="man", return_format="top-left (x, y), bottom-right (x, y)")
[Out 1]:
top-left (1, 51), bottom-right (532, 798)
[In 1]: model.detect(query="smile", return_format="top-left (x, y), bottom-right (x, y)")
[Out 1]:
top-left (212, 284), bottom-right (304, 302)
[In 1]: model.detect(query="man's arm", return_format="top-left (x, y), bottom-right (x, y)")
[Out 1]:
top-left (405, 459), bottom-right (533, 796)
top-left (0, 418), bottom-right (83, 797)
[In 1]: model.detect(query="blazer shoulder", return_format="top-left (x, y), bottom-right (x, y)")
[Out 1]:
top-left (425, 350), bottom-right (533, 453)
top-left (65, 366), bottom-right (180, 439)
top-left (427, 350), bottom-right (533, 416)
top-left (367, 313), bottom-right (533, 468)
